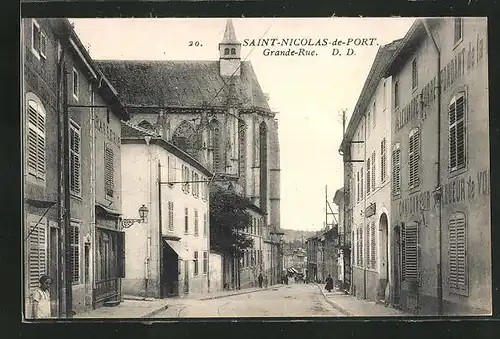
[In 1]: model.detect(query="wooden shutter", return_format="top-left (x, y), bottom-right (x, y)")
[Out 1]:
top-left (404, 222), bottom-right (419, 281)
top-left (360, 167), bottom-right (364, 199)
top-left (449, 213), bottom-right (468, 294)
top-left (392, 147), bottom-right (401, 195)
top-left (184, 207), bottom-right (189, 234)
top-left (168, 202), bottom-right (174, 231)
top-left (203, 213), bottom-right (207, 237)
top-left (365, 225), bottom-right (370, 268)
top-left (409, 130), bottom-right (420, 188)
top-left (28, 219), bottom-right (47, 289)
top-left (381, 138), bottom-right (387, 182)
top-left (70, 222), bottom-right (80, 284)
top-left (371, 221), bottom-right (376, 269)
top-left (105, 145), bottom-right (114, 196)
top-left (449, 100), bottom-right (457, 169)
top-left (366, 159), bottom-right (371, 194)
top-left (371, 152), bottom-right (376, 191)
top-left (117, 231), bottom-right (126, 278)
top-left (27, 100), bottom-right (46, 180)
top-left (70, 123), bottom-right (81, 195)
top-left (194, 209), bottom-right (199, 236)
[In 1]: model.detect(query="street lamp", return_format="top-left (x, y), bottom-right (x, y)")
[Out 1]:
top-left (122, 205), bottom-right (149, 228)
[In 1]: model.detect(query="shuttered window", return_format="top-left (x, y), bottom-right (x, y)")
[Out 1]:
top-left (449, 93), bottom-right (466, 172)
top-left (409, 129), bottom-right (420, 189)
top-left (360, 167), bottom-right (364, 199)
top-left (203, 213), bottom-right (207, 237)
top-left (203, 252), bottom-right (208, 274)
top-left (371, 151), bottom-right (376, 192)
top-left (403, 222), bottom-right (419, 282)
top-left (194, 251), bottom-right (199, 275)
top-left (182, 165), bottom-right (190, 193)
top-left (381, 138), bottom-right (387, 182)
top-left (370, 221), bottom-right (376, 269)
top-left (168, 202), bottom-right (174, 231)
top-left (69, 121), bottom-right (81, 196)
top-left (449, 212), bottom-right (468, 295)
top-left (366, 159), bottom-right (371, 195)
top-left (28, 218), bottom-right (47, 289)
top-left (184, 207), bottom-right (189, 234)
top-left (105, 145), bottom-right (114, 197)
top-left (356, 171), bottom-right (360, 203)
top-left (412, 58), bottom-right (418, 90)
top-left (392, 144), bottom-right (401, 195)
top-left (194, 209), bottom-right (199, 236)
top-left (70, 221), bottom-right (80, 284)
top-left (27, 99), bottom-right (46, 182)
top-left (365, 225), bottom-right (370, 268)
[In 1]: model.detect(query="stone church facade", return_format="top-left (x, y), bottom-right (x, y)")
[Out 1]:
top-left (97, 20), bottom-right (281, 290)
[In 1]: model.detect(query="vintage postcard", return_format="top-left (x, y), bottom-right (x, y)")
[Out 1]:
top-left (21, 17), bottom-right (490, 320)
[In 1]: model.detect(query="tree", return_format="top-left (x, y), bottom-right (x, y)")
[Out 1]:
top-left (209, 186), bottom-right (254, 258)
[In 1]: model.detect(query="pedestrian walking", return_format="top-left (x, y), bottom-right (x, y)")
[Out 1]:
top-left (264, 275), bottom-right (268, 288)
top-left (31, 274), bottom-right (52, 319)
top-left (258, 273), bottom-right (263, 288)
top-left (325, 274), bottom-right (334, 293)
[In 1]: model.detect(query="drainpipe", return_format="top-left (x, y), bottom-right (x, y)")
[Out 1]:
top-left (423, 19), bottom-right (443, 316)
top-left (144, 136), bottom-right (152, 299)
top-left (157, 161), bottom-right (163, 298)
top-left (363, 113), bottom-right (367, 300)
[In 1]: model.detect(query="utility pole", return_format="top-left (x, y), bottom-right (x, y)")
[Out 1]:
top-left (63, 68), bottom-right (73, 318)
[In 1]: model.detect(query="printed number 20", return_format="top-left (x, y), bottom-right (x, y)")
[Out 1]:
top-left (189, 41), bottom-right (202, 47)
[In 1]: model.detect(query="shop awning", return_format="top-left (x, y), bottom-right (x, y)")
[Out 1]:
top-left (163, 238), bottom-right (188, 260)
top-left (96, 203), bottom-right (121, 218)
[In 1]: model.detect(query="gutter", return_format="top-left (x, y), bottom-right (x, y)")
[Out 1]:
top-left (422, 19), bottom-right (443, 316)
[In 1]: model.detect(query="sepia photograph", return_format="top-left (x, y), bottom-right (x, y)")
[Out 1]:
top-left (21, 16), bottom-right (490, 320)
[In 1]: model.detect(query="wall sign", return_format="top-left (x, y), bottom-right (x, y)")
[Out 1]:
top-left (365, 203), bottom-right (376, 217)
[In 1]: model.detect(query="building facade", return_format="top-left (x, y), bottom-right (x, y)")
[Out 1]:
top-left (23, 18), bottom-right (128, 317)
top-left (120, 122), bottom-right (212, 298)
top-left (96, 19), bottom-right (282, 291)
top-left (240, 208), bottom-right (265, 288)
top-left (386, 18), bottom-right (490, 315)
top-left (340, 40), bottom-right (400, 303)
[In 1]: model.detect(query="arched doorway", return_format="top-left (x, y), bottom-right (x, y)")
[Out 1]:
top-left (378, 213), bottom-right (389, 303)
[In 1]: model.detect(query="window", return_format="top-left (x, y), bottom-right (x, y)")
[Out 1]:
top-left (69, 121), bottom-right (81, 196)
top-left (184, 208), bottom-right (189, 234)
top-left (449, 93), bottom-right (467, 171)
top-left (367, 111), bottom-right (371, 135)
top-left (201, 177), bottom-right (207, 200)
top-left (27, 216), bottom-right (47, 289)
top-left (203, 213), bottom-right (207, 237)
top-left (371, 151), bottom-right (376, 192)
top-left (173, 121), bottom-right (197, 155)
top-left (372, 102), bottom-right (376, 128)
top-left (381, 138), bottom-right (387, 182)
top-left (409, 129), bottom-right (420, 189)
top-left (168, 156), bottom-right (176, 184)
top-left (194, 251), bottom-right (199, 276)
top-left (192, 172), bottom-right (197, 197)
top-left (210, 120), bottom-right (221, 172)
top-left (26, 97), bottom-right (46, 182)
top-left (449, 212), bottom-right (468, 295)
top-left (411, 58), bottom-right (418, 90)
top-left (360, 166), bottom-right (364, 199)
top-left (105, 144), bottom-right (114, 197)
top-left (454, 18), bottom-right (463, 44)
top-left (182, 165), bottom-right (190, 193)
top-left (231, 48), bottom-right (236, 55)
top-left (238, 120), bottom-right (246, 181)
top-left (370, 221), bottom-right (376, 269)
top-left (366, 158), bottom-right (371, 195)
top-left (356, 171), bottom-right (360, 203)
top-left (138, 120), bottom-right (154, 130)
top-left (365, 225), bottom-right (370, 268)
top-left (392, 144), bottom-right (401, 195)
top-left (394, 81), bottom-right (400, 108)
top-left (359, 228), bottom-right (364, 267)
top-left (70, 221), bottom-right (80, 284)
top-left (31, 20), bottom-right (46, 59)
top-left (403, 222), bottom-right (419, 282)
top-left (168, 202), bottom-right (174, 231)
top-left (72, 68), bottom-right (79, 100)
top-left (203, 252), bottom-right (208, 274)
top-left (224, 47), bottom-right (230, 55)
top-left (383, 82), bottom-right (387, 110)
top-left (194, 209), bottom-right (199, 236)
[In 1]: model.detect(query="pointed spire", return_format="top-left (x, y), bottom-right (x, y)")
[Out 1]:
top-left (222, 19), bottom-right (239, 44)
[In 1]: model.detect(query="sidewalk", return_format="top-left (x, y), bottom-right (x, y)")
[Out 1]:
top-left (316, 284), bottom-right (410, 317)
top-left (74, 284), bottom-right (283, 319)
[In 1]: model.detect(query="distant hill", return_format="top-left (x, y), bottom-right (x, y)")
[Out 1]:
top-left (281, 229), bottom-right (317, 246)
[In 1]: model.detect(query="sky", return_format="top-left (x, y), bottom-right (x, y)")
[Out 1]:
top-left (71, 17), bottom-right (415, 232)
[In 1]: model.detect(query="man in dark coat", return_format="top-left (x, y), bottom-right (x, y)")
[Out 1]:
top-left (258, 273), bottom-right (263, 288)
top-left (325, 275), bottom-right (334, 292)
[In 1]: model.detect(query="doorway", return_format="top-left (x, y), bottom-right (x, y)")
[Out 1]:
top-left (378, 213), bottom-right (389, 302)
top-left (162, 244), bottom-right (179, 297)
top-left (84, 243), bottom-right (91, 305)
top-left (183, 260), bottom-right (189, 294)
top-left (49, 225), bottom-right (59, 316)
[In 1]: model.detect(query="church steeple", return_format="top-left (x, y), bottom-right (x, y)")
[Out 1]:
top-left (219, 19), bottom-right (241, 77)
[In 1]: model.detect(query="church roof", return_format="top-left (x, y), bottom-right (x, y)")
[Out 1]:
top-left (95, 60), bottom-right (270, 112)
top-left (221, 19), bottom-right (240, 44)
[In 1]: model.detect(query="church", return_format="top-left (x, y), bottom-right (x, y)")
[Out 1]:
top-left (97, 19), bottom-right (282, 292)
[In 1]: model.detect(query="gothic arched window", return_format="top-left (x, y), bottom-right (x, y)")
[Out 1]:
top-left (138, 120), bottom-right (154, 130)
top-left (231, 48), bottom-right (236, 55)
top-left (224, 48), bottom-right (230, 55)
top-left (259, 122), bottom-right (268, 212)
top-left (210, 119), bottom-right (222, 172)
top-left (173, 120), bottom-right (197, 154)
top-left (238, 120), bottom-right (246, 181)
